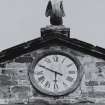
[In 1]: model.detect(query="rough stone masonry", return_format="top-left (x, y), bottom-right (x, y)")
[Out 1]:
top-left (0, 45), bottom-right (105, 104)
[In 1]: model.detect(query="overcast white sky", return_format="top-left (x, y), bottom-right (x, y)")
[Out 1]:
top-left (0, 0), bottom-right (105, 51)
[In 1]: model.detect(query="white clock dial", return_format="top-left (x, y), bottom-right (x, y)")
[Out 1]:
top-left (31, 53), bottom-right (79, 95)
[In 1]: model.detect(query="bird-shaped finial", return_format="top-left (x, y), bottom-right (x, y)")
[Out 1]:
top-left (45, 0), bottom-right (65, 25)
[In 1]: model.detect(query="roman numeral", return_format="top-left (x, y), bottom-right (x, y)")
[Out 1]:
top-left (35, 71), bottom-right (43, 75)
top-left (45, 81), bottom-right (50, 88)
top-left (38, 76), bottom-right (45, 83)
top-left (68, 71), bottom-right (76, 74)
top-left (67, 63), bottom-right (73, 68)
top-left (53, 55), bottom-right (58, 62)
top-left (54, 83), bottom-right (58, 90)
top-left (44, 58), bottom-right (51, 63)
top-left (63, 82), bottom-right (68, 87)
top-left (62, 58), bottom-right (66, 64)
top-left (66, 76), bottom-right (73, 82)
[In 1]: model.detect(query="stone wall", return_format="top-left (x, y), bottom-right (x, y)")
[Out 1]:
top-left (0, 45), bottom-right (105, 104)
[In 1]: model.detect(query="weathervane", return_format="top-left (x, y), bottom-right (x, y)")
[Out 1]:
top-left (45, 0), bottom-right (65, 25)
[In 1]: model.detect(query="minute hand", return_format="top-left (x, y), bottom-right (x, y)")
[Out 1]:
top-left (39, 65), bottom-right (63, 76)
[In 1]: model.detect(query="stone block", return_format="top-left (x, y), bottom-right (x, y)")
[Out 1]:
top-left (41, 25), bottom-right (70, 38)
top-left (15, 56), bottom-right (33, 63)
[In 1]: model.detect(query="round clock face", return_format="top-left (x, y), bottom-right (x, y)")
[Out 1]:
top-left (29, 52), bottom-right (82, 96)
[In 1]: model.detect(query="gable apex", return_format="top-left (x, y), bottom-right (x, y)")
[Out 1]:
top-left (0, 34), bottom-right (105, 63)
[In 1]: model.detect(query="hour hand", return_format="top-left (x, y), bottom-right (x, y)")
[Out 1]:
top-left (38, 64), bottom-right (63, 76)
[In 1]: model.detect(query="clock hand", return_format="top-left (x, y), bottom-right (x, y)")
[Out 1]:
top-left (38, 65), bottom-right (63, 76)
top-left (54, 72), bottom-right (57, 83)
top-left (54, 72), bottom-right (58, 89)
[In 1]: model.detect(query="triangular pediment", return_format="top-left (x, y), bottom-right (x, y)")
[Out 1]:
top-left (0, 33), bottom-right (105, 63)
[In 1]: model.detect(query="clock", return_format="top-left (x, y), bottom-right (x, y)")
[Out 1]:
top-left (28, 50), bottom-right (83, 96)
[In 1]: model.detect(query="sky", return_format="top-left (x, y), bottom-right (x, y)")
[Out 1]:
top-left (0, 0), bottom-right (105, 51)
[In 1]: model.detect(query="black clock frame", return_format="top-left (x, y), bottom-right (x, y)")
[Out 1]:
top-left (28, 49), bottom-right (83, 96)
